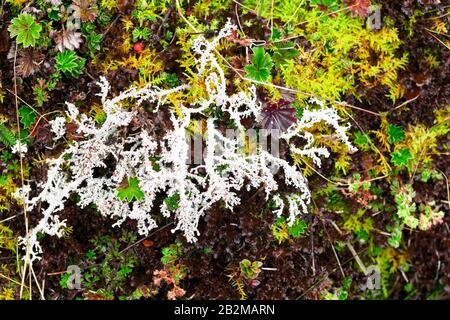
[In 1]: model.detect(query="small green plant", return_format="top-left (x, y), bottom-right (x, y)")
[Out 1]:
top-left (387, 124), bottom-right (406, 144)
top-left (161, 243), bottom-right (182, 265)
top-left (117, 177), bottom-right (145, 202)
top-left (8, 14), bottom-right (42, 48)
top-left (82, 22), bottom-right (103, 56)
top-left (310, 0), bottom-right (339, 11)
top-left (0, 287), bottom-right (15, 300)
top-left (86, 249), bottom-right (97, 260)
top-left (270, 28), bottom-right (299, 67)
top-left (59, 272), bottom-right (71, 289)
top-left (0, 224), bottom-right (16, 252)
top-left (86, 33), bottom-right (103, 54)
top-left (343, 208), bottom-right (374, 244)
top-left (55, 51), bottom-right (86, 78)
top-left (227, 258), bottom-right (263, 300)
top-left (62, 225), bottom-right (74, 239)
top-left (322, 278), bottom-right (351, 300)
top-left (420, 169), bottom-right (443, 183)
top-left (64, 233), bottom-right (138, 296)
top-left (271, 216), bottom-right (307, 244)
top-left (0, 123), bottom-right (16, 147)
top-left (0, 150), bottom-right (12, 162)
top-left (164, 193), bottom-right (180, 211)
top-left (391, 148), bottom-right (413, 168)
top-left (162, 72), bottom-right (181, 88)
top-left (244, 47), bottom-right (273, 82)
top-left (391, 180), bottom-right (418, 229)
top-left (239, 259), bottom-right (262, 281)
top-left (33, 85), bottom-right (48, 107)
top-left (348, 173), bottom-right (371, 193)
top-left (154, 242), bottom-right (187, 299)
top-left (89, 104), bottom-right (107, 125)
top-left (387, 224), bottom-right (402, 248)
top-left (418, 202), bottom-right (444, 231)
top-left (18, 105), bottom-right (37, 129)
top-left (353, 131), bottom-right (370, 149)
top-left (132, 27), bottom-right (151, 42)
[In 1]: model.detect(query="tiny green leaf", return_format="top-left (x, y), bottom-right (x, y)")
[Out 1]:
top-left (387, 124), bottom-right (405, 144)
top-left (117, 177), bottom-right (145, 202)
top-left (391, 148), bottom-right (413, 167)
top-left (295, 106), bottom-right (304, 120)
top-left (270, 28), bottom-right (282, 41)
top-left (85, 249), bottom-right (97, 260)
top-left (18, 106), bottom-right (37, 129)
top-left (288, 219), bottom-right (307, 237)
top-left (164, 193), bottom-right (180, 211)
top-left (245, 47), bottom-right (273, 82)
top-left (55, 51), bottom-right (86, 78)
top-left (272, 41), bottom-right (299, 67)
top-left (59, 273), bottom-right (70, 289)
top-left (354, 131), bottom-right (369, 146)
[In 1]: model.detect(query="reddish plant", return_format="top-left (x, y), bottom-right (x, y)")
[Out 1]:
top-left (29, 120), bottom-right (52, 144)
top-left (153, 269), bottom-right (186, 300)
top-left (261, 99), bottom-right (297, 132)
top-left (344, 0), bottom-right (371, 18)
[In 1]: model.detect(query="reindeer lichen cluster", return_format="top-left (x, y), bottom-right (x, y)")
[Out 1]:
top-left (17, 20), bottom-right (355, 263)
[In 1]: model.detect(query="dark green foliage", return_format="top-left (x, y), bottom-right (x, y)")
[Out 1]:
top-left (391, 148), bottom-right (413, 167)
top-left (55, 51), bottom-right (86, 78)
top-left (18, 106), bottom-right (37, 129)
top-left (244, 47), bottom-right (273, 82)
top-left (164, 193), bottom-right (180, 211)
top-left (387, 124), bottom-right (406, 144)
top-left (0, 123), bottom-right (16, 147)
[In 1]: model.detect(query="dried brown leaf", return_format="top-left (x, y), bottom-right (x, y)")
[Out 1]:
top-left (70, 0), bottom-right (99, 23)
top-left (51, 28), bottom-right (83, 52)
top-left (16, 48), bottom-right (44, 77)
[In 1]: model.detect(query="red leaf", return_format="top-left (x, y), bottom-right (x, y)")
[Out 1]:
top-left (344, 0), bottom-right (371, 19)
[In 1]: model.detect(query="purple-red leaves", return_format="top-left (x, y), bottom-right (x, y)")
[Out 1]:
top-left (261, 99), bottom-right (297, 132)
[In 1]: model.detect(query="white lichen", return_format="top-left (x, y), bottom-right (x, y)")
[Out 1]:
top-left (11, 140), bottom-right (28, 156)
top-left (49, 116), bottom-right (66, 141)
top-left (20, 20), bottom-right (356, 263)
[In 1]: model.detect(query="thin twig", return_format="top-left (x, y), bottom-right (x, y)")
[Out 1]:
top-left (346, 241), bottom-right (367, 274)
top-left (321, 218), bottom-right (345, 278)
top-left (0, 215), bottom-right (17, 224)
top-left (436, 168), bottom-right (450, 212)
top-left (296, 246), bottom-right (368, 299)
top-left (426, 30), bottom-right (450, 50)
top-left (0, 272), bottom-right (29, 288)
top-left (424, 27), bottom-right (450, 39)
top-left (283, 0), bottom-right (305, 27)
top-left (390, 94), bottom-right (420, 112)
top-left (13, 42), bottom-right (32, 300)
top-left (101, 15), bottom-right (120, 38)
top-left (6, 88), bottom-right (44, 116)
top-left (231, 0), bottom-right (254, 13)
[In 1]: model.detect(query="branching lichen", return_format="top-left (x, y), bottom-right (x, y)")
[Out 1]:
top-left (17, 20), bottom-right (355, 263)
